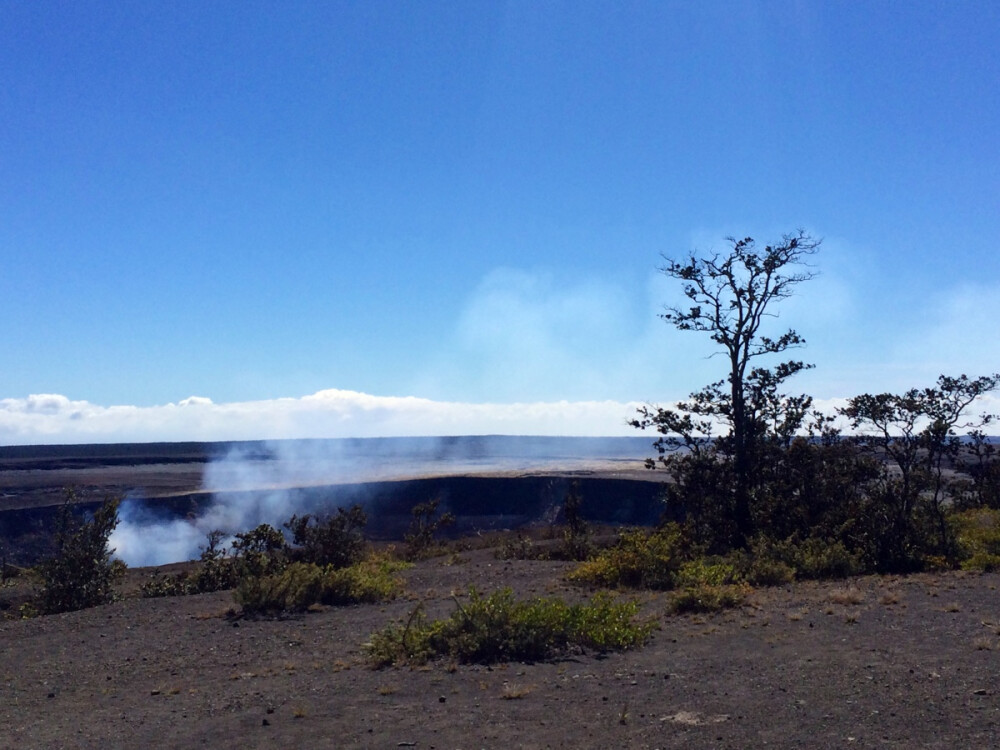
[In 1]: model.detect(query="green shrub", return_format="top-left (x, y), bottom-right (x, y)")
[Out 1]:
top-left (318, 556), bottom-right (410, 605)
top-left (231, 523), bottom-right (288, 578)
top-left (140, 526), bottom-right (285, 598)
top-left (193, 529), bottom-right (241, 592)
top-left (789, 538), bottom-right (863, 580)
top-left (404, 497), bottom-right (455, 560)
top-left (675, 556), bottom-right (739, 587)
top-left (556, 481), bottom-right (593, 561)
top-left (365, 587), bottom-right (654, 667)
top-left (235, 562), bottom-right (325, 614)
top-left (667, 583), bottom-right (749, 614)
top-left (568, 524), bottom-right (687, 590)
top-left (961, 551), bottom-right (1000, 572)
top-left (739, 554), bottom-right (796, 586)
top-left (951, 508), bottom-right (1000, 571)
top-left (35, 493), bottom-right (125, 615)
top-left (235, 555), bottom-right (409, 615)
top-left (140, 570), bottom-right (196, 598)
top-left (285, 505), bottom-right (368, 568)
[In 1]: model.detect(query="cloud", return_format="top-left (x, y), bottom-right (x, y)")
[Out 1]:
top-left (0, 389), bottom-right (645, 445)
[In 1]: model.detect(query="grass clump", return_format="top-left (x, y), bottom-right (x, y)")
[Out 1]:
top-left (235, 555), bottom-right (409, 615)
top-left (365, 587), bottom-right (653, 667)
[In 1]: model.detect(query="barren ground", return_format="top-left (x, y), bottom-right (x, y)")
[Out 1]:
top-left (3, 551), bottom-right (1000, 749)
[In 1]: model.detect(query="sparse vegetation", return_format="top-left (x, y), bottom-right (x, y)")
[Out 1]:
top-left (142, 506), bottom-right (371, 599)
top-left (365, 587), bottom-right (654, 667)
top-left (667, 583), bottom-right (750, 614)
top-left (235, 554), bottom-right (409, 615)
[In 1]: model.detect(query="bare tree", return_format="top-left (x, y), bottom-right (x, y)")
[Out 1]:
top-left (633, 231), bottom-right (821, 547)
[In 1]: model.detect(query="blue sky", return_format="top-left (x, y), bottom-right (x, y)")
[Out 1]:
top-left (2, 1), bottom-right (999, 443)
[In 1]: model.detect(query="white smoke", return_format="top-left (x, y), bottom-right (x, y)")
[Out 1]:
top-left (108, 435), bottom-right (655, 567)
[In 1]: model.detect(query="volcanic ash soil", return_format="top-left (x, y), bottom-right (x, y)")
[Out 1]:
top-left (3, 550), bottom-right (1000, 749)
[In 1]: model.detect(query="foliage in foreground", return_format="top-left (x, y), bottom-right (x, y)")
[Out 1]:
top-left (365, 587), bottom-right (654, 667)
top-left (235, 555), bottom-right (409, 615)
top-left (34, 493), bottom-right (125, 615)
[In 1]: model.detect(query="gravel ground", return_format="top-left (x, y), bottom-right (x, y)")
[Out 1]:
top-left (3, 550), bottom-right (1000, 749)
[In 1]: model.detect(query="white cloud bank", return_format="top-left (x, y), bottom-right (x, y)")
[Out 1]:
top-left (0, 390), bottom-right (646, 445)
top-left (4, 388), bottom-right (999, 447)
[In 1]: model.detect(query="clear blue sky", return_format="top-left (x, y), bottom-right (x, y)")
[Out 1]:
top-left (2, 1), bottom-right (998, 443)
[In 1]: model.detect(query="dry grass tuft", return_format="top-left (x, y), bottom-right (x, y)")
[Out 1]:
top-left (501, 683), bottom-right (533, 700)
top-left (880, 591), bottom-right (901, 605)
top-left (829, 588), bottom-right (865, 606)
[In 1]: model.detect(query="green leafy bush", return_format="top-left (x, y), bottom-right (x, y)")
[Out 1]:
top-left (790, 537), bottom-right (863, 579)
top-left (285, 505), bottom-right (368, 568)
top-left (568, 524), bottom-right (687, 589)
top-left (231, 523), bottom-right (288, 577)
top-left (235, 555), bottom-right (409, 615)
top-left (35, 493), bottom-right (125, 615)
top-left (140, 525), bottom-right (288, 598)
top-left (365, 587), bottom-right (653, 667)
top-left (675, 556), bottom-right (740, 587)
top-left (739, 554), bottom-right (796, 586)
top-left (951, 508), bottom-right (1000, 571)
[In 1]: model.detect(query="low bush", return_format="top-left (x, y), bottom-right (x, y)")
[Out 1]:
top-left (140, 525), bottom-right (287, 598)
top-left (951, 508), bottom-right (1000, 571)
top-left (789, 537), bottom-right (863, 579)
top-left (365, 587), bottom-right (654, 667)
top-left (285, 505), bottom-right (367, 568)
top-left (568, 524), bottom-right (688, 590)
top-left (235, 555), bottom-right (409, 615)
top-left (675, 556), bottom-right (740, 587)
